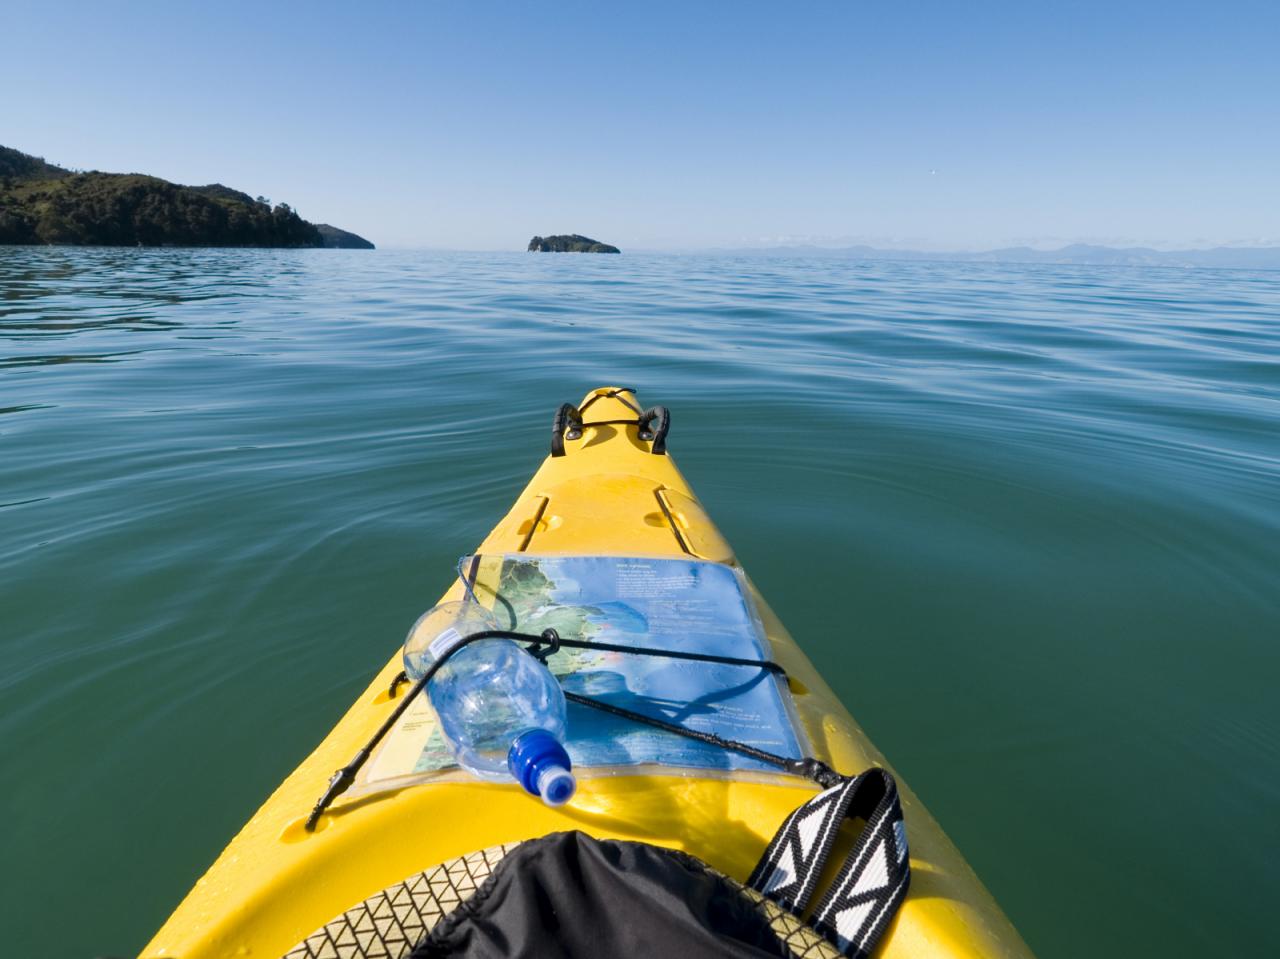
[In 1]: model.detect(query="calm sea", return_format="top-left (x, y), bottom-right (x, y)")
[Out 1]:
top-left (2, 248), bottom-right (1277, 957)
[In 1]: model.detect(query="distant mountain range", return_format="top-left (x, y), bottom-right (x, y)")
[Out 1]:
top-left (0, 145), bottom-right (373, 249)
top-left (717, 242), bottom-right (1280, 270)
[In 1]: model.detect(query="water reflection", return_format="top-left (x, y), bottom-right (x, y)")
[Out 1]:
top-left (0, 248), bottom-right (1278, 958)
top-left (1, 351), bottom-right (143, 368)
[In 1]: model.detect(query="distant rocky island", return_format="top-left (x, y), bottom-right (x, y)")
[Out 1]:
top-left (0, 145), bottom-right (374, 249)
top-left (528, 234), bottom-right (620, 253)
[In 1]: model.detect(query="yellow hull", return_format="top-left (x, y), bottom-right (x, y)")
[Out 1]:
top-left (143, 389), bottom-right (1032, 959)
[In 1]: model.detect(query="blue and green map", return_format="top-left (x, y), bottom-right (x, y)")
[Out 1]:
top-left (372, 555), bottom-right (805, 782)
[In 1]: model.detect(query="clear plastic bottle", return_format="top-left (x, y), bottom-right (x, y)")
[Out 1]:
top-left (403, 601), bottom-right (576, 807)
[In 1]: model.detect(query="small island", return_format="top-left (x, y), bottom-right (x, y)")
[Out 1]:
top-left (0, 145), bottom-right (374, 249)
top-left (528, 234), bottom-right (620, 254)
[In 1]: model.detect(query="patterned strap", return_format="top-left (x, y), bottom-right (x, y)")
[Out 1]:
top-left (747, 768), bottom-right (910, 959)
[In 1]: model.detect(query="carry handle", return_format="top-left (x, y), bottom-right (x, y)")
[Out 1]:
top-left (638, 405), bottom-right (670, 454)
top-left (747, 768), bottom-right (910, 959)
top-left (550, 400), bottom-right (670, 456)
top-left (551, 403), bottom-right (583, 457)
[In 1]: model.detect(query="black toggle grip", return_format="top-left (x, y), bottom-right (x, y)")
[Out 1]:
top-left (551, 398), bottom-right (669, 456)
top-left (551, 403), bottom-right (583, 457)
top-left (638, 406), bottom-right (670, 454)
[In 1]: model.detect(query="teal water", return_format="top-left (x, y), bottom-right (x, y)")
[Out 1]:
top-left (2, 248), bottom-right (1278, 957)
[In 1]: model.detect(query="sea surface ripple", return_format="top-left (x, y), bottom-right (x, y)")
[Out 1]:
top-left (2, 248), bottom-right (1278, 957)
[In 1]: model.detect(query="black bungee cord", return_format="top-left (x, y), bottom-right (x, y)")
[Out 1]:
top-left (304, 627), bottom-right (839, 831)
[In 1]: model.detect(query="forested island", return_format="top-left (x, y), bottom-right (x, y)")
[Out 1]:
top-left (0, 146), bottom-right (374, 249)
top-left (528, 234), bottom-right (620, 253)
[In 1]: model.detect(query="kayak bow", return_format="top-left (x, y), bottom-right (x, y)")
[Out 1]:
top-left (143, 388), bottom-right (1032, 959)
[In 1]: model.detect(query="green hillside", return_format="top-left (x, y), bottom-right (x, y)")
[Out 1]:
top-left (0, 146), bottom-right (371, 248)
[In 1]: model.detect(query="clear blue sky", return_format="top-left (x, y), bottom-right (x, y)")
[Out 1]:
top-left (4, 0), bottom-right (1277, 250)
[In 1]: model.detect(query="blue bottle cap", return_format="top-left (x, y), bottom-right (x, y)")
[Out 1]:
top-left (507, 729), bottom-right (576, 807)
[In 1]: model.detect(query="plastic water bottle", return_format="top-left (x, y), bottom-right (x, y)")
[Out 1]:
top-left (403, 601), bottom-right (576, 807)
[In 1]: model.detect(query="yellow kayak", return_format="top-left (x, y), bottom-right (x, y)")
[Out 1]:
top-left (143, 387), bottom-right (1032, 959)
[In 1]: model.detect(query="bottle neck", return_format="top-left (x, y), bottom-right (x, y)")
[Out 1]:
top-left (507, 729), bottom-right (576, 806)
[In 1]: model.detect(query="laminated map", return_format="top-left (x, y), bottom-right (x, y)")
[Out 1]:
top-left (359, 554), bottom-right (805, 792)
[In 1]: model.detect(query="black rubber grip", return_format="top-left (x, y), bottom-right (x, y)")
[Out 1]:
top-left (640, 406), bottom-right (670, 454)
top-left (551, 403), bottom-right (581, 457)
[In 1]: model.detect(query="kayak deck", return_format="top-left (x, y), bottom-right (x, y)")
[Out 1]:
top-left (143, 388), bottom-right (1031, 959)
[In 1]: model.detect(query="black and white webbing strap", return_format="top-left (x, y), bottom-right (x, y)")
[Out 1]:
top-left (747, 768), bottom-right (910, 958)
